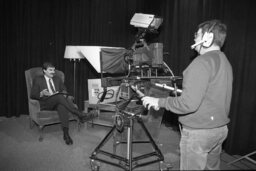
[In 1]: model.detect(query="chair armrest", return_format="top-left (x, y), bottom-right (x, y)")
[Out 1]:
top-left (29, 99), bottom-right (39, 104)
top-left (29, 99), bottom-right (41, 113)
top-left (66, 95), bottom-right (74, 101)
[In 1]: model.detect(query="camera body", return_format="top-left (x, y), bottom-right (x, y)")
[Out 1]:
top-left (132, 42), bottom-right (163, 67)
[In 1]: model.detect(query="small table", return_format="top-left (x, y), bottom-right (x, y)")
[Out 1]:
top-left (84, 100), bottom-right (117, 127)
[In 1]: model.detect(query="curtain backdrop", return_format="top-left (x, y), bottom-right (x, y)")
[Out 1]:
top-left (0, 0), bottom-right (255, 155)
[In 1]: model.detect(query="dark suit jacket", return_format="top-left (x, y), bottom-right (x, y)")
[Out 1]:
top-left (30, 75), bottom-right (67, 101)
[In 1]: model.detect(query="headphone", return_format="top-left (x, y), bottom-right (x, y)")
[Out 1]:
top-left (201, 21), bottom-right (217, 47)
top-left (191, 21), bottom-right (217, 49)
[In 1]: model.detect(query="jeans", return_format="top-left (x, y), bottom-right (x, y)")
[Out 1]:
top-left (179, 125), bottom-right (228, 170)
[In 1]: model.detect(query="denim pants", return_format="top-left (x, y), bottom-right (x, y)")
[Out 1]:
top-left (179, 125), bottom-right (228, 170)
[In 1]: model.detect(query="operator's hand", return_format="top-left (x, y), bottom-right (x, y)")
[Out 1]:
top-left (40, 89), bottom-right (51, 97)
top-left (141, 96), bottom-right (160, 111)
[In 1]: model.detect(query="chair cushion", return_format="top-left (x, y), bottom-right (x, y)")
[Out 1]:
top-left (37, 110), bottom-right (59, 119)
top-left (35, 110), bottom-right (75, 126)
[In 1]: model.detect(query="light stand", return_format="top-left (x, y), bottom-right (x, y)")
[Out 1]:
top-left (64, 46), bottom-right (83, 103)
top-left (72, 59), bottom-right (79, 101)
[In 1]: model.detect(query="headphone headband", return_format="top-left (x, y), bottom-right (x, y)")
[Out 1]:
top-left (208, 21), bottom-right (217, 33)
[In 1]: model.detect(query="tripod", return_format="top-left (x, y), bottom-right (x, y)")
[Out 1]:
top-left (90, 101), bottom-right (172, 171)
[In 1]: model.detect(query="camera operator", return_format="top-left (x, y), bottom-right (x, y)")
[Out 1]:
top-left (141, 19), bottom-right (233, 170)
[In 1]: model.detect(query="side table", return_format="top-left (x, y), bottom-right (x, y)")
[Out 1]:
top-left (84, 100), bottom-right (117, 127)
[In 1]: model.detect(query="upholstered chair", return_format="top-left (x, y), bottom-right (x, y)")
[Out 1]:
top-left (25, 67), bottom-right (80, 141)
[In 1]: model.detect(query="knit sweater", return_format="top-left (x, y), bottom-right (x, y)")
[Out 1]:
top-left (158, 50), bottom-right (233, 129)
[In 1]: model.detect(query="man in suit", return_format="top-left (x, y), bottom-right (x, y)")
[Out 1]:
top-left (31, 62), bottom-right (92, 145)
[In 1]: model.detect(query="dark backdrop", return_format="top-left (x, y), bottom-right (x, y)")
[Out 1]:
top-left (1, 0), bottom-right (255, 156)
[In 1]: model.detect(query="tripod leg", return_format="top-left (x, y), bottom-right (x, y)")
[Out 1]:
top-left (113, 128), bottom-right (122, 155)
top-left (138, 117), bottom-right (164, 160)
top-left (138, 117), bottom-right (173, 170)
top-left (91, 126), bottom-right (116, 157)
top-left (113, 130), bottom-right (117, 155)
top-left (90, 159), bottom-right (100, 171)
top-left (127, 119), bottom-right (134, 171)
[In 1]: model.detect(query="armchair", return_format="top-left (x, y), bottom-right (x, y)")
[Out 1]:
top-left (25, 67), bottom-right (80, 141)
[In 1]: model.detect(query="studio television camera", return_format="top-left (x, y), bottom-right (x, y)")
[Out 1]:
top-left (80, 13), bottom-right (181, 171)
top-left (83, 13), bottom-right (181, 103)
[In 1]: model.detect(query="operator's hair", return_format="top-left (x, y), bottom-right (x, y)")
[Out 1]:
top-left (42, 62), bottom-right (55, 71)
top-left (198, 19), bottom-right (227, 48)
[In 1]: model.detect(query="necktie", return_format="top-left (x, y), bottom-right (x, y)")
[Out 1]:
top-left (49, 79), bottom-right (56, 93)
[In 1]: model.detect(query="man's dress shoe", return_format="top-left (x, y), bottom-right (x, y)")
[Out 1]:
top-left (63, 133), bottom-right (73, 145)
top-left (78, 112), bottom-right (97, 123)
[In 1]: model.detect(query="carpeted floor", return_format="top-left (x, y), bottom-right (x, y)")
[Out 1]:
top-left (0, 115), bottom-right (255, 170)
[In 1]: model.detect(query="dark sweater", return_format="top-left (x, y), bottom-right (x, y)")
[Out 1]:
top-left (158, 50), bottom-right (233, 129)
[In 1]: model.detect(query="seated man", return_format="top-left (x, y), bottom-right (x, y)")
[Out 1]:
top-left (30, 62), bottom-right (93, 145)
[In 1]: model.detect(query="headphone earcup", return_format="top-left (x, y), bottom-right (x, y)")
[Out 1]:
top-left (202, 32), bottom-right (214, 47)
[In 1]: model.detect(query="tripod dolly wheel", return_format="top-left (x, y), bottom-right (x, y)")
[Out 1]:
top-left (159, 161), bottom-right (173, 171)
top-left (90, 159), bottom-right (100, 171)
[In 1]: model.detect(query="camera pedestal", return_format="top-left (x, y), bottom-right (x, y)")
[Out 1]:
top-left (89, 110), bottom-right (172, 171)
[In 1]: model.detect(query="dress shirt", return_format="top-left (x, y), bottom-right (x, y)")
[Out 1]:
top-left (44, 75), bottom-right (56, 95)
